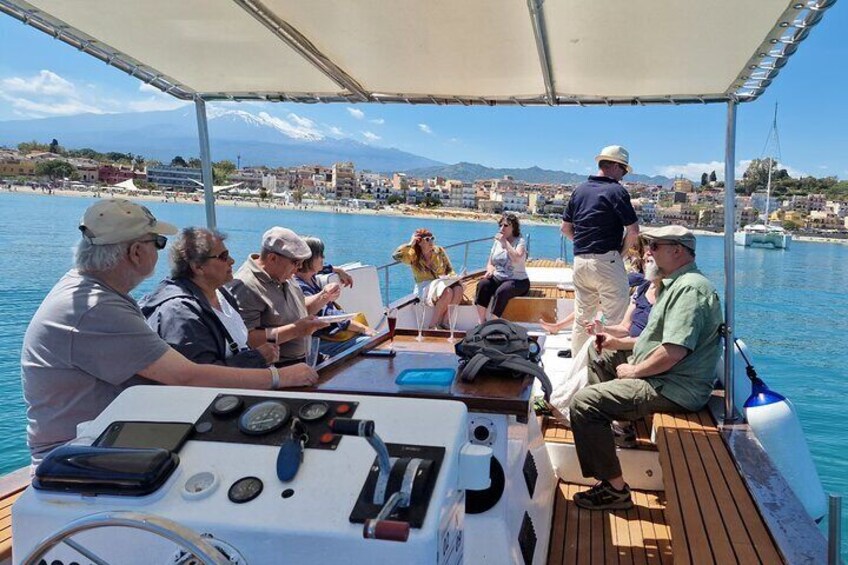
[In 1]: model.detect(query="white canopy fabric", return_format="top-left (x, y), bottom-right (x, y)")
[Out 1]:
top-left (0, 0), bottom-right (833, 106)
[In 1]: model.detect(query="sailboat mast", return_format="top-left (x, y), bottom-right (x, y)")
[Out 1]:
top-left (764, 102), bottom-right (778, 227)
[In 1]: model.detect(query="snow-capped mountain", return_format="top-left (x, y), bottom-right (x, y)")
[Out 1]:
top-left (0, 107), bottom-right (443, 171)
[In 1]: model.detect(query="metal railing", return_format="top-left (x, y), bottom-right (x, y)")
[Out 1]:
top-left (376, 235), bottom-right (533, 306)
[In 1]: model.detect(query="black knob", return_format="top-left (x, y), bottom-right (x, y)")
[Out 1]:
top-left (330, 418), bottom-right (374, 437)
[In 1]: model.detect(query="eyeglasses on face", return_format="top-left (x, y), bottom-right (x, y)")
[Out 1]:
top-left (140, 235), bottom-right (168, 250)
top-left (205, 249), bottom-right (230, 262)
top-left (421, 236), bottom-right (434, 242)
top-left (647, 241), bottom-right (679, 251)
top-left (272, 251), bottom-right (304, 268)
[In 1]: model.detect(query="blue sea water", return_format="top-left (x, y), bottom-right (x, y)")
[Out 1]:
top-left (1, 191), bottom-right (847, 556)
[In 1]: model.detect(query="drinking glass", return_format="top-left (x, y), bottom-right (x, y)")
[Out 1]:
top-left (307, 337), bottom-right (322, 367)
top-left (415, 302), bottom-right (425, 342)
top-left (447, 304), bottom-right (460, 344)
top-left (386, 307), bottom-right (398, 350)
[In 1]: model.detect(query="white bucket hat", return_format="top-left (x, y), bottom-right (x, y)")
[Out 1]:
top-left (595, 145), bottom-right (632, 174)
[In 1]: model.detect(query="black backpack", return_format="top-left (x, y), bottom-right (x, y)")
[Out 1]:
top-left (455, 320), bottom-right (553, 401)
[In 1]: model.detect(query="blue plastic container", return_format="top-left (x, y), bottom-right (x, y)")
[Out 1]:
top-left (395, 368), bottom-right (456, 389)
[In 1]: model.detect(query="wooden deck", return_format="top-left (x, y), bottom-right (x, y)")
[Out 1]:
top-left (548, 481), bottom-right (673, 565)
top-left (544, 417), bottom-right (657, 451)
top-left (654, 410), bottom-right (783, 564)
top-left (0, 468), bottom-right (29, 562)
top-left (462, 259), bottom-right (574, 322)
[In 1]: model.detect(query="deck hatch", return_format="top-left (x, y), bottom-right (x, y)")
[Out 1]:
top-left (522, 451), bottom-right (537, 498)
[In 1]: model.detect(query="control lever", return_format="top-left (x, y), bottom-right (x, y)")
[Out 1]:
top-left (362, 491), bottom-right (411, 542)
top-left (330, 418), bottom-right (392, 504)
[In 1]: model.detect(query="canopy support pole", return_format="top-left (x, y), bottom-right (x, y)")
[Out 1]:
top-left (195, 97), bottom-right (217, 229)
top-left (723, 99), bottom-right (739, 424)
top-left (527, 0), bottom-right (556, 106)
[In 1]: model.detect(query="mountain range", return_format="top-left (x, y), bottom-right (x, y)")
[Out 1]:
top-left (0, 108), bottom-right (671, 186)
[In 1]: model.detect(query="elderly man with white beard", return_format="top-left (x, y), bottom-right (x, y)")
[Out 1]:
top-left (568, 226), bottom-right (723, 511)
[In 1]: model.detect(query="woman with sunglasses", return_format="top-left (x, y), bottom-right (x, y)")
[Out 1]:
top-left (393, 228), bottom-right (464, 329)
top-left (474, 213), bottom-right (530, 322)
top-left (140, 227), bottom-right (279, 368)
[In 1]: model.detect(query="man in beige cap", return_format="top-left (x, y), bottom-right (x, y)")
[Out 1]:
top-left (569, 226), bottom-right (722, 511)
top-left (21, 200), bottom-right (318, 466)
top-left (228, 227), bottom-right (331, 364)
top-left (561, 145), bottom-right (640, 356)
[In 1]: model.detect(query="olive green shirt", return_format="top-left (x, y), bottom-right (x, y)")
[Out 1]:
top-left (228, 254), bottom-right (308, 360)
top-left (632, 262), bottom-right (723, 411)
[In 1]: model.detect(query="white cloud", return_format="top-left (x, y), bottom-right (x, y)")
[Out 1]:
top-left (138, 83), bottom-right (162, 94)
top-left (655, 159), bottom-right (808, 181)
top-left (1, 70), bottom-right (76, 96)
top-left (255, 111), bottom-right (323, 140)
top-left (370, 118), bottom-right (385, 125)
top-left (448, 137), bottom-right (459, 143)
top-left (126, 95), bottom-right (188, 112)
top-left (0, 93), bottom-right (105, 117)
top-left (347, 107), bottom-right (365, 119)
top-left (362, 131), bottom-right (381, 142)
top-left (418, 123), bottom-right (433, 134)
top-left (328, 126), bottom-right (344, 137)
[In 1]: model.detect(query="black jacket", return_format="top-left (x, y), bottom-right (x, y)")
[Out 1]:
top-left (140, 277), bottom-right (267, 368)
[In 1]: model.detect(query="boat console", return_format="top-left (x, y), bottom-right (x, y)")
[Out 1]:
top-left (13, 386), bottom-right (490, 565)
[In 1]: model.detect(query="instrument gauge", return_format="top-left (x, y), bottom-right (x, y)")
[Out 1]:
top-left (298, 401), bottom-right (330, 422)
top-left (212, 394), bottom-right (243, 417)
top-left (238, 400), bottom-right (290, 435)
top-left (228, 476), bottom-right (263, 504)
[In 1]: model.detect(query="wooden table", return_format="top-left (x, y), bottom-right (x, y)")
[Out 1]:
top-left (311, 332), bottom-right (533, 421)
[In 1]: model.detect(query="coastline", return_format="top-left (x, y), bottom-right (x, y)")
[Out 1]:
top-left (2, 186), bottom-right (845, 245)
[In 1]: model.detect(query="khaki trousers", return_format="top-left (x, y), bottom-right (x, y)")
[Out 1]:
top-left (570, 250), bottom-right (630, 356)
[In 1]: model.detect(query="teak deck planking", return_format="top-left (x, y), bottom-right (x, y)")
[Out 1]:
top-left (654, 410), bottom-right (783, 564)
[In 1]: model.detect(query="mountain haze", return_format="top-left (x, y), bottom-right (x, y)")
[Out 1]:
top-left (0, 109), bottom-right (671, 185)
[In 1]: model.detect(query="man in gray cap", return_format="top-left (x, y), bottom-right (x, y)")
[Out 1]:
top-left (562, 145), bottom-right (640, 356)
top-left (21, 200), bottom-right (318, 466)
top-left (568, 226), bottom-right (722, 511)
top-left (228, 227), bottom-right (330, 364)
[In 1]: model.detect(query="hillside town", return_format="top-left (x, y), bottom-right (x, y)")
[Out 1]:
top-left (2, 144), bottom-right (847, 235)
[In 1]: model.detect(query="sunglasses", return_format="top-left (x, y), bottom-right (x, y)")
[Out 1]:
top-left (421, 236), bottom-right (434, 242)
top-left (205, 249), bottom-right (231, 262)
top-left (140, 235), bottom-right (168, 250)
top-left (647, 241), bottom-right (679, 251)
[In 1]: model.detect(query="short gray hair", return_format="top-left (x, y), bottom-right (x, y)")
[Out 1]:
top-left (75, 238), bottom-right (130, 272)
top-left (170, 227), bottom-right (226, 279)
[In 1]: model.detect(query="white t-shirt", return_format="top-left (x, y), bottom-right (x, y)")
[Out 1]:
top-left (213, 290), bottom-right (250, 357)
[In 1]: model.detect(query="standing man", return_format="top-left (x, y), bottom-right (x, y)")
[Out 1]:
top-left (569, 226), bottom-right (722, 510)
top-left (21, 200), bottom-right (318, 466)
top-left (562, 145), bottom-right (640, 355)
top-left (228, 227), bottom-right (330, 364)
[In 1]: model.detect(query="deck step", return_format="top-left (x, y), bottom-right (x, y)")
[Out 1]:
top-left (547, 480), bottom-right (673, 565)
top-left (654, 409), bottom-right (784, 564)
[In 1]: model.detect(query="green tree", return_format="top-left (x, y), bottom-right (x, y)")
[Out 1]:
top-left (133, 155), bottom-right (146, 171)
top-left (170, 156), bottom-right (189, 167)
top-left (35, 160), bottom-right (76, 181)
top-left (386, 194), bottom-right (404, 205)
top-left (700, 172), bottom-right (708, 187)
top-left (741, 158), bottom-right (789, 195)
top-left (709, 170), bottom-right (717, 184)
top-left (188, 158), bottom-right (202, 168)
top-left (48, 139), bottom-right (61, 154)
top-left (212, 160), bottom-right (236, 185)
top-left (18, 140), bottom-right (50, 154)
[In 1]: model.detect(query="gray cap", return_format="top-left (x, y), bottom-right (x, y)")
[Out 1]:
top-left (262, 227), bottom-right (311, 260)
top-left (80, 199), bottom-right (177, 245)
top-left (641, 225), bottom-right (697, 252)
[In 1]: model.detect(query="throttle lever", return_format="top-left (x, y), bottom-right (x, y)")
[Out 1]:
top-left (330, 418), bottom-right (392, 504)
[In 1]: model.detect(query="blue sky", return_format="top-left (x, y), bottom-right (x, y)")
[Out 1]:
top-left (1, 6), bottom-right (846, 181)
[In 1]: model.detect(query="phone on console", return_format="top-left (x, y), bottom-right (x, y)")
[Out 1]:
top-left (93, 421), bottom-right (194, 453)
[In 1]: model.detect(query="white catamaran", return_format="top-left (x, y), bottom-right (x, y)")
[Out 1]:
top-left (0, 1), bottom-right (841, 564)
top-left (734, 104), bottom-right (793, 250)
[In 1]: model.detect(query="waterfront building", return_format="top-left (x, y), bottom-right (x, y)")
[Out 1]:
top-left (97, 164), bottom-right (137, 186)
top-left (332, 162), bottom-right (356, 199)
top-left (147, 165), bottom-right (202, 191)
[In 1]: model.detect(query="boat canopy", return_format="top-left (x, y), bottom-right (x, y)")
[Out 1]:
top-left (0, 0), bottom-right (833, 106)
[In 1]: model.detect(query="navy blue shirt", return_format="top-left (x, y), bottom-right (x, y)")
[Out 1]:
top-left (563, 176), bottom-right (638, 255)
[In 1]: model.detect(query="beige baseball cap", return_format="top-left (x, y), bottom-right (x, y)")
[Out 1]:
top-left (79, 199), bottom-right (177, 245)
top-left (641, 225), bottom-right (697, 252)
top-left (595, 145), bottom-right (633, 174)
top-left (262, 227), bottom-right (311, 260)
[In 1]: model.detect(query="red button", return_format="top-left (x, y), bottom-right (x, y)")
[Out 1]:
top-left (320, 432), bottom-right (335, 444)
top-left (336, 403), bottom-right (351, 415)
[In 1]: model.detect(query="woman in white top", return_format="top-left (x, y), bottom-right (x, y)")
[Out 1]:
top-left (140, 228), bottom-right (278, 368)
top-left (474, 213), bottom-right (530, 322)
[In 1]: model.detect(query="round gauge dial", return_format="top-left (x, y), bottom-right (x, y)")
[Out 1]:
top-left (238, 400), bottom-right (290, 435)
top-left (298, 401), bottom-right (330, 422)
top-left (228, 476), bottom-right (263, 504)
top-left (212, 395), bottom-right (243, 417)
